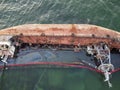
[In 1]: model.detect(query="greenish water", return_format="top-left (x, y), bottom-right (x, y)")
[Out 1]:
top-left (0, 0), bottom-right (120, 90)
top-left (0, 0), bottom-right (120, 31)
top-left (0, 67), bottom-right (120, 90)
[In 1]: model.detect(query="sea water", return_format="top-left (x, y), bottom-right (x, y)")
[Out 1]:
top-left (0, 0), bottom-right (120, 90)
top-left (0, 67), bottom-right (120, 90)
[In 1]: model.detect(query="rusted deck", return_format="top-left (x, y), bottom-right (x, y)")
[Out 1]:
top-left (0, 24), bottom-right (120, 49)
top-left (16, 35), bottom-right (120, 49)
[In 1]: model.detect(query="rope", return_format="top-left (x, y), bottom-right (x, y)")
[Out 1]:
top-left (110, 68), bottom-right (120, 74)
top-left (0, 61), bottom-right (102, 73)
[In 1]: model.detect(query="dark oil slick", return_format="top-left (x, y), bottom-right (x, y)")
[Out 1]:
top-left (0, 0), bottom-right (120, 90)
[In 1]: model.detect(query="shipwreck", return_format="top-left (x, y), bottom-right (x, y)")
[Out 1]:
top-left (0, 24), bottom-right (120, 87)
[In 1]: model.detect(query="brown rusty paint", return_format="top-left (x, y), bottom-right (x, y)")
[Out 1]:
top-left (17, 35), bottom-right (120, 49)
top-left (0, 24), bottom-right (120, 49)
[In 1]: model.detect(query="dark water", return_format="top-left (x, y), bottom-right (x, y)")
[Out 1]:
top-left (0, 0), bottom-right (120, 90)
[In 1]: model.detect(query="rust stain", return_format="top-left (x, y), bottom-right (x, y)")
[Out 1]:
top-left (70, 24), bottom-right (77, 34)
top-left (0, 24), bottom-right (120, 49)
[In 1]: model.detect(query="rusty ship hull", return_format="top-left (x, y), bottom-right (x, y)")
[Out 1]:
top-left (0, 24), bottom-right (120, 87)
top-left (0, 24), bottom-right (120, 49)
top-left (0, 24), bottom-right (119, 68)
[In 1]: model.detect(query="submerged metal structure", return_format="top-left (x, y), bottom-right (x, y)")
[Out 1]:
top-left (0, 24), bottom-right (120, 87)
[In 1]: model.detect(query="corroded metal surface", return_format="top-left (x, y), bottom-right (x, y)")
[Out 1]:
top-left (0, 24), bottom-right (120, 49)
